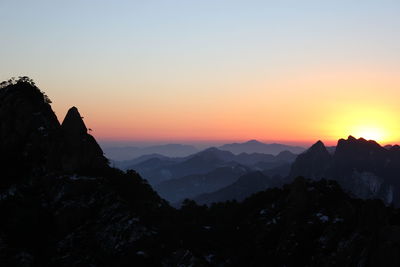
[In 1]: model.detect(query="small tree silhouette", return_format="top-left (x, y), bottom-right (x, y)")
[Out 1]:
top-left (0, 76), bottom-right (53, 104)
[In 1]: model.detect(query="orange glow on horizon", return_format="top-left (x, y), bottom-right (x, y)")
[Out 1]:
top-left (48, 66), bottom-right (400, 147)
top-left (325, 105), bottom-right (400, 144)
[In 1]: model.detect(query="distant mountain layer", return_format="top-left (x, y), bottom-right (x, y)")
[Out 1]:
top-left (124, 147), bottom-right (297, 185)
top-left (155, 165), bottom-right (250, 204)
top-left (102, 144), bottom-right (198, 161)
top-left (102, 140), bottom-right (304, 161)
top-left (219, 139), bottom-right (305, 155)
top-left (193, 171), bottom-right (282, 205)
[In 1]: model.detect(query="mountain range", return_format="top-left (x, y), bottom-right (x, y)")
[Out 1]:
top-left (183, 137), bottom-right (400, 208)
top-left (102, 139), bottom-right (305, 162)
top-left (111, 136), bottom-right (400, 208)
top-left (102, 144), bottom-right (198, 161)
top-left (219, 139), bottom-right (305, 155)
top-left (2, 78), bottom-right (400, 266)
top-left (120, 147), bottom-right (297, 186)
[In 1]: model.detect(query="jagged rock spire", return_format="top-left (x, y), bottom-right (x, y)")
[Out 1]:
top-left (61, 106), bottom-right (87, 135)
top-left (58, 106), bottom-right (108, 173)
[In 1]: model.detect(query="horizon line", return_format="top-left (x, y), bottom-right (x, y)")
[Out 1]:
top-left (97, 136), bottom-right (399, 147)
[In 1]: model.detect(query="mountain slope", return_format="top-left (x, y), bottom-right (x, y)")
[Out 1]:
top-left (155, 165), bottom-right (250, 204)
top-left (179, 177), bottom-right (400, 266)
top-left (193, 171), bottom-right (281, 205)
top-left (289, 140), bottom-right (332, 180)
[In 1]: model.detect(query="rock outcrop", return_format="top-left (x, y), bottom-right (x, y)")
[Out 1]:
top-left (289, 140), bottom-right (332, 180)
top-left (0, 78), bottom-right (171, 266)
top-left (290, 136), bottom-right (400, 206)
top-left (0, 79), bottom-right (109, 183)
top-left (58, 106), bottom-right (108, 173)
top-left (0, 79), bottom-right (60, 187)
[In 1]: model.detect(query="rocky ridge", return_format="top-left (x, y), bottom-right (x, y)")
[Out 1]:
top-left (290, 136), bottom-right (400, 206)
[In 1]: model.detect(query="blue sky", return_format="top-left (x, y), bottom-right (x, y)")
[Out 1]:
top-left (2, 0), bottom-right (399, 81)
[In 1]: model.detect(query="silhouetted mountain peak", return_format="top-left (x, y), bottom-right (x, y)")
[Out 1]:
top-left (308, 140), bottom-right (327, 153)
top-left (61, 106), bottom-right (87, 135)
top-left (0, 78), bottom-right (59, 133)
top-left (58, 107), bottom-right (108, 173)
top-left (0, 78), bottom-right (61, 183)
top-left (0, 78), bottom-right (109, 175)
top-left (289, 140), bottom-right (332, 180)
top-left (347, 135), bottom-right (357, 141)
top-left (245, 139), bottom-right (263, 144)
top-left (336, 136), bottom-right (383, 156)
top-left (340, 135), bottom-right (380, 146)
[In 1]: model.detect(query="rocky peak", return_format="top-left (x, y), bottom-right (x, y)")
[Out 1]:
top-left (289, 140), bottom-right (332, 180)
top-left (0, 79), bottom-right (61, 185)
top-left (334, 136), bottom-right (386, 172)
top-left (308, 140), bottom-right (328, 153)
top-left (61, 106), bottom-right (87, 135)
top-left (336, 136), bottom-right (382, 153)
top-left (57, 107), bottom-right (108, 173)
top-left (0, 79), bottom-right (60, 144)
top-left (347, 135), bottom-right (357, 141)
top-left (0, 77), bottom-right (109, 176)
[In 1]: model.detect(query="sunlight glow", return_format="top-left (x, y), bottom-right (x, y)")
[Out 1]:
top-left (328, 106), bottom-right (400, 144)
top-left (351, 125), bottom-right (385, 142)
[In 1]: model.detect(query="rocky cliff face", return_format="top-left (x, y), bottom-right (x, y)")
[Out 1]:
top-left (290, 136), bottom-right (400, 206)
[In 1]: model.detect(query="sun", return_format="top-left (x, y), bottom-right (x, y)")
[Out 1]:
top-left (327, 106), bottom-right (400, 144)
top-left (352, 125), bottom-right (385, 142)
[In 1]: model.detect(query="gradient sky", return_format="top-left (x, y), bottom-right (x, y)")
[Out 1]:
top-left (1, 0), bottom-right (400, 146)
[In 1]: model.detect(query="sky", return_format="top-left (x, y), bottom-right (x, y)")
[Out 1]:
top-left (1, 0), bottom-right (400, 146)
